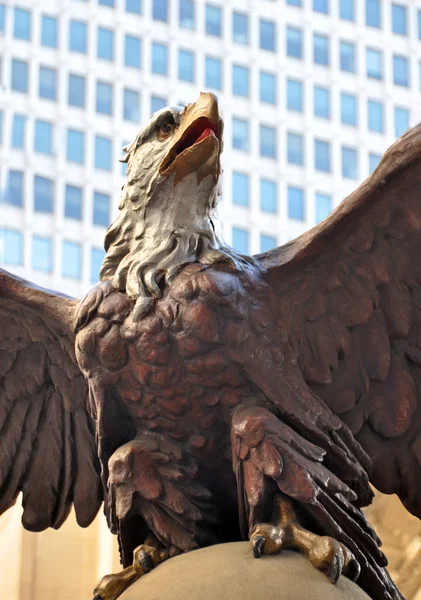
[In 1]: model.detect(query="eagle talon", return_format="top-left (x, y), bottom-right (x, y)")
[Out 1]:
top-left (326, 554), bottom-right (342, 584)
top-left (252, 535), bottom-right (266, 558)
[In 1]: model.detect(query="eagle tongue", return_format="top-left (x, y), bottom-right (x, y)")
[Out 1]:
top-left (194, 128), bottom-right (216, 145)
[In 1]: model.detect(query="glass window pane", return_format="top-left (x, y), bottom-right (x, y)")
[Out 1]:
top-left (314, 33), bottom-right (329, 65)
top-left (126, 0), bottom-right (142, 13)
top-left (286, 27), bottom-right (303, 59)
top-left (369, 152), bottom-right (381, 173)
top-left (232, 227), bottom-right (249, 253)
top-left (392, 3), bottom-right (406, 34)
top-left (287, 132), bottom-right (304, 165)
top-left (206, 4), bottom-right (222, 37)
top-left (95, 135), bottom-right (112, 170)
top-left (315, 192), bottom-right (332, 223)
top-left (69, 20), bottom-right (87, 53)
top-left (39, 66), bottom-right (57, 100)
top-left (2, 170), bottom-right (23, 207)
top-left (32, 236), bottom-right (52, 272)
top-left (342, 146), bottom-right (358, 179)
top-left (99, 0), bottom-right (114, 6)
top-left (91, 248), bottom-right (105, 283)
top-left (232, 118), bottom-right (249, 151)
top-left (288, 186), bottom-right (305, 220)
top-left (340, 0), bottom-right (354, 21)
top-left (205, 57), bottom-right (222, 90)
top-left (260, 234), bottom-right (276, 252)
top-left (393, 55), bottom-right (409, 87)
top-left (179, 0), bottom-right (195, 29)
top-left (260, 125), bottom-right (277, 158)
top-left (153, 0), bottom-right (168, 21)
top-left (11, 59), bottom-right (29, 93)
top-left (12, 115), bottom-right (26, 149)
top-left (151, 95), bottom-right (167, 113)
top-left (97, 27), bottom-right (114, 60)
top-left (34, 120), bottom-right (53, 155)
top-left (366, 0), bottom-right (381, 27)
top-left (260, 19), bottom-right (276, 52)
top-left (0, 229), bottom-right (23, 265)
top-left (260, 179), bottom-right (277, 213)
top-left (287, 79), bottom-right (303, 112)
top-left (67, 129), bottom-right (84, 163)
top-left (14, 7), bottom-right (31, 40)
top-left (314, 86), bottom-right (330, 118)
top-left (314, 0), bottom-right (328, 13)
top-left (260, 72), bottom-right (276, 104)
top-left (152, 42), bottom-right (168, 75)
top-left (123, 89), bottom-right (140, 122)
top-left (178, 49), bottom-right (195, 82)
top-left (93, 191), bottom-right (110, 226)
top-left (366, 48), bottom-right (383, 80)
top-left (96, 81), bottom-right (113, 115)
top-left (41, 15), bottom-right (58, 47)
top-left (65, 184), bottom-right (83, 219)
top-left (34, 175), bottom-right (54, 213)
top-left (233, 11), bottom-right (248, 44)
top-left (125, 35), bottom-right (141, 68)
top-left (232, 172), bottom-right (249, 207)
top-left (0, 5), bottom-right (5, 33)
top-left (367, 99), bottom-right (384, 133)
top-left (62, 241), bottom-right (81, 278)
top-left (340, 41), bottom-right (355, 73)
top-left (341, 93), bottom-right (357, 126)
top-left (232, 65), bottom-right (249, 97)
top-left (394, 106), bottom-right (409, 137)
top-left (68, 74), bottom-right (86, 108)
top-left (315, 139), bottom-right (331, 172)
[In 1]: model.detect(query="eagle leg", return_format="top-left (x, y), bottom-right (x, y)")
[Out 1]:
top-left (92, 535), bottom-right (178, 600)
top-left (250, 493), bottom-right (360, 584)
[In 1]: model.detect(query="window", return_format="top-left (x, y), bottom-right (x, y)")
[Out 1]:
top-left (99, 0), bottom-right (114, 6)
top-left (205, 57), bottom-right (222, 90)
top-left (341, 92), bottom-right (357, 126)
top-left (314, 85), bottom-right (330, 118)
top-left (260, 125), bottom-right (277, 158)
top-left (342, 146), bottom-right (358, 179)
top-left (124, 89), bottom-right (140, 122)
top-left (32, 237), bottom-right (52, 272)
top-left (260, 234), bottom-right (276, 252)
top-left (260, 19), bottom-right (276, 52)
top-left (34, 176), bottom-right (54, 213)
top-left (288, 186), bottom-right (305, 221)
top-left (314, 0), bottom-right (328, 13)
top-left (0, 230), bottom-right (23, 266)
top-left (340, 0), bottom-right (354, 21)
top-left (0, 5), bottom-right (5, 33)
top-left (126, 0), bottom-right (142, 13)
top-left (232, 227), bottom-right (249, 254)
top-left (67, 129), bottom-right (84, 164)
top-left (206, 4), bottom-right (222, 37)
top-left (367, 100), bottom-right (384, 133)
top-left (393, 55), bottom-right (409, 87)
top-left (153, 0), bottom-right (168, 21)
top-left (178, 49), bottom-right (195, 82)
top-left (287, 132), bottom-right (304, 165)
top-left (232, 118), bottom-right (249, 151)
top-left (34, 120), bottom-right (53, 155)
top-left (287, 79), bottom-right (303, 112)
top-left (260, 179), bottom-right (277, 213)
top-left (233, 11), bottom-right (248, 44)
top-left (232, 172), bottom-right (249, 207)
top-left (366, 48), bottom-right (383, 80)
top-left (152, 42), bottom-right (168, 75)
top-left (340, 41), bottom-right (355, 73)
top-left (369, 152), bottom-right (381, 173)
top-left (179, 0), bottom-right (195, 28)
top-left (315, 139), bottom-right (331, 172)
top-left (394, 106), bottom-right (409, 137)
top-left (0, 112), bottom-right (3, 145)
top-left (260, 72), bottom-right (276, 105)
top-left (69, 20), bottom-right (87, 53)
top-left (232, 65), bottom-right (249, 97)
top-left (125, 35), bottom-right (141, 68)
top-left (151, 95), bottom-right (167, 113)
top-left (41, 15), bottom-right (58, 47)
top-left (392, 4), bottom-right (406, 35)
top-left (93, 191), bottom-right (110, 226)
top-left (419, 10), bottom-right (421, 39)
top-left (65, 184), bottom-right (82, 219)
top-left (2, 170), bottom-right (23, 207)
top-left (39, 66), bottom-right (57, 101)
top-left (96, 81), bottom-right (113, 115)
top-left (286, 27), bottom-right (303, 59)
top-left (11, 59), bottom-right (28, 93)
top-left (95, 135), bottom-right (112, 170)
top-left (12, 116), bottom-right (26, 149)
top-left (315, 192), bottom-right (331, 223)
top-left (288, 0), bottom-right (302, 6)
top-left (68, 74), bottom-right (85, 108)
top-left (14, 7), bottom-right (31, 40)
top-left (91, 248), bottom-right (105, 283)
top-left (313, 34), bottom-right (329, 65)
top-left (62, 241), bottom-right (81, 279)
top-left (98, 27), bottom-right (114, 60)
top-left (366, 0), bottom-right (381, 27)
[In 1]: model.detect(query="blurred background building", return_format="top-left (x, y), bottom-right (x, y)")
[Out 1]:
top-left (1, 0), bottom-right (421, 597)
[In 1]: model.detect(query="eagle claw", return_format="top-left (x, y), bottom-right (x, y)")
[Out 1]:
top-left (252, 535), bottom-right (266, 558)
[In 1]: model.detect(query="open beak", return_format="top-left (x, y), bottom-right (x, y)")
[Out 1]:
top-left (160, 92), bottom-right (223, 183)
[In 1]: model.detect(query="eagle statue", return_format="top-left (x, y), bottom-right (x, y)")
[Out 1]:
top-left (2, 92), bottom-right (421, 600)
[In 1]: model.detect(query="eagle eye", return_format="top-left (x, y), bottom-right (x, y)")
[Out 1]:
top-left (157, 120), bottom-right (176, 140)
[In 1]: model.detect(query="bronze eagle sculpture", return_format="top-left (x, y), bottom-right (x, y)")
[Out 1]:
top-left (1, 92), bottom-right (420, 600)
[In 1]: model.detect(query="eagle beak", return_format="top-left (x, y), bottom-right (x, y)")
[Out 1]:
top-left (159, 92), bottom-right (223, 183)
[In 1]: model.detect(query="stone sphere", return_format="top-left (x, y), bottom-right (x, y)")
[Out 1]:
top-left (120, 542), bottom-right (371, 600)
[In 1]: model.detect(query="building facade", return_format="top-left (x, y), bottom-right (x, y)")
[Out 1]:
top-left (1, 0), bottom-right (421, 598)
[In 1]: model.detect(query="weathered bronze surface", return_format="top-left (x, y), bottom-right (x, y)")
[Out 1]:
top-left (1, 92), bottom-right (420, 600)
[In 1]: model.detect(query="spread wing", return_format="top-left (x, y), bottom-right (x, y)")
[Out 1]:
top-left (257, 124), bottom-right (421, 518)
top-left (0, 269), bottom-right (102, 530)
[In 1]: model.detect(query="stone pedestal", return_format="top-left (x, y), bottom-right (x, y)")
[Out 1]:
top-left (120, 542), bottom-right (371, 600)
